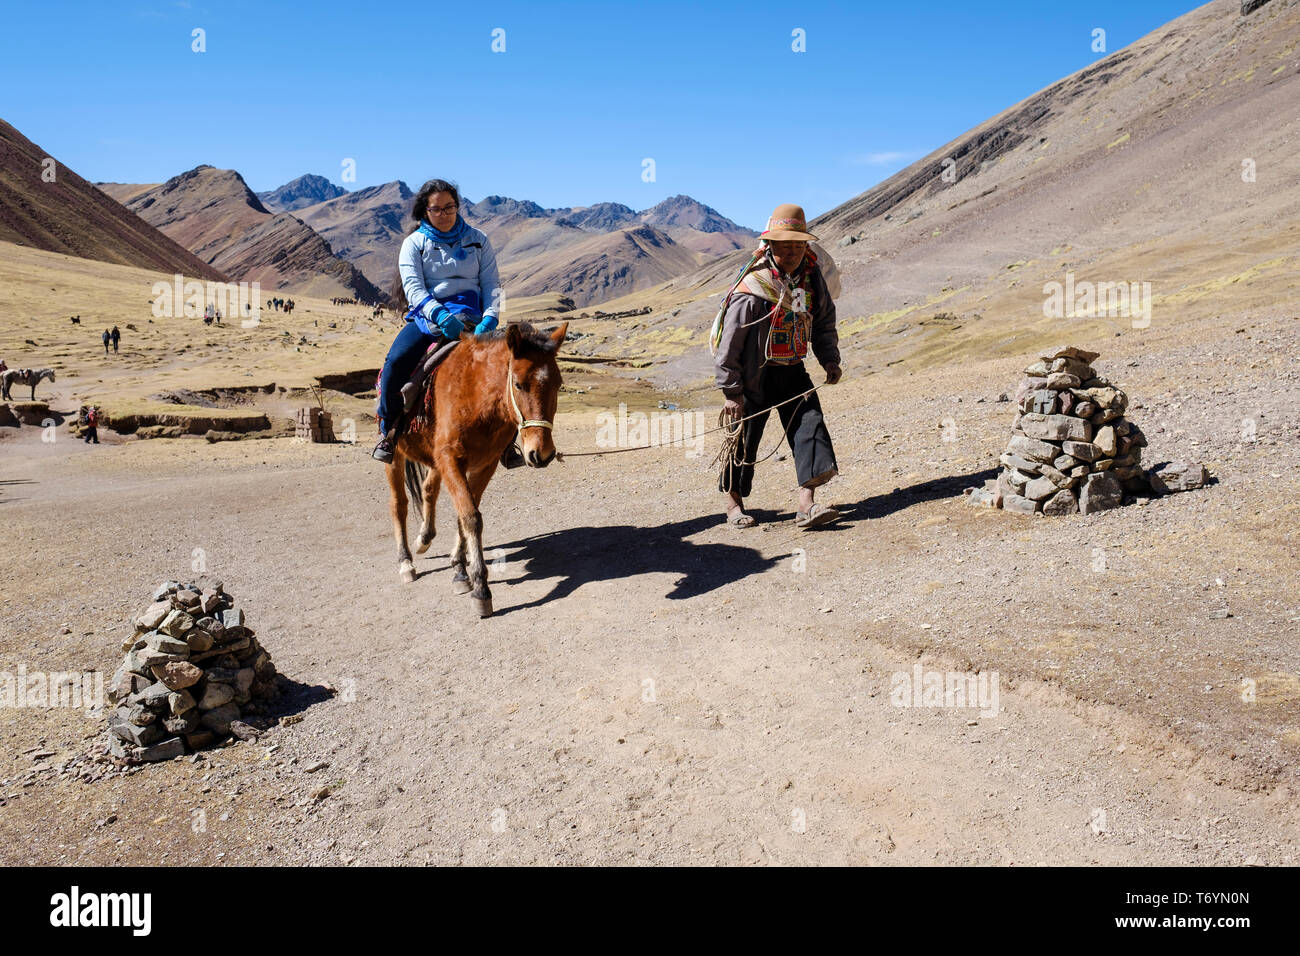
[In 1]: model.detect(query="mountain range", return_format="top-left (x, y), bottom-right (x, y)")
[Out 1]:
top-left (275, 181), bottom-right (757, 306)
top-left (88, 163), bottom-right (757, 308)
top-left (97, 168), bottom-right (381, 302)
top-left (0, 118), bottom-right (226, 282)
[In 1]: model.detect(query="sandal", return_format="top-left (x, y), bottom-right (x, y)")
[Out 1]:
top-left (725, 509), bottom-right (756, 528)
top-left (795, 503), bottom-right (840, 529)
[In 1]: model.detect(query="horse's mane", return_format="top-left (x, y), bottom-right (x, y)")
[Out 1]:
top-left (478, 323), bottom-right (561, 356)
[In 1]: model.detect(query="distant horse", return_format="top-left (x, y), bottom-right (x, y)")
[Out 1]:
top-left (70, 315), bottom-right (81, 325)
top-left (2, 368), bottom-right (55, 401)
top-left (386, 322), bottom-right (568, 617)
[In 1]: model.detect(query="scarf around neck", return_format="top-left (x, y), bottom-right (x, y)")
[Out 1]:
top-left (418, 216), bottom-right (468, 245)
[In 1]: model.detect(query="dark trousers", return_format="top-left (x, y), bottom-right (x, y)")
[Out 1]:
top-left (718, 362), bottom-right (837, 498)
top-left (376, 321), bottom-right (436, 433)
top-left (84, 426), bottom-right (98, 444)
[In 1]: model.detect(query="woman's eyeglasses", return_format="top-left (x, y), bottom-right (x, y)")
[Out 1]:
top-left (428, 202), bottom-right (459, 215)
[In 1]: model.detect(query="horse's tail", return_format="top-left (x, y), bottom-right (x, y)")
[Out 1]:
top-left (404, 458), bottom-right (427, 513)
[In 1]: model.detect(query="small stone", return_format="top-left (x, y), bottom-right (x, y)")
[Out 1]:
top-left (1079, 471), bottom-right (1123, 514)
top-left (136, 737), bottom-right (185, 762)
top-left (999, 452), bottom-right (1044, 474)
top-left (1209, 608), bottom-right (1232, 620)
top-left (1093, 425), bottom-right (1117, 457)
top-left (152, 581), bottom-right (181, 602)
top-left (1074, 401), bottom-right (1096, 419)
top-left (145, 631), bottom-right (191, 658)
top-left (1042, 488), bottom-right (1079, 516)
top-left (163, 710), bottom-right (201, 734)
top-left (1148, 461), bottom-right (1208, 495)
top-left (136, 681), bottom-right (173, 708)
top-left (1024, 476), bottom-right (1057, 501)
top-left (219, 608), bottom-right (244, 629)
top-left (1028, 390), bottom-right (1056, 415)
top-left (1039, 346), bottom-right (1100, 363)
top-left (126, 704), bottom-right (156, 727)
top-left (1046, 372), bottom-right (1081, 390)
top-left (1062, 440), bottom-right (1101, 462)
top-left (159, 609), bottom-right (194, 638)
top-left (1038, 463), bottom-right (1075, 489)
top-left (109, 713), bottom-right (163, 747)
top-left (200, 703), bottom-right (241, 736)
top-left (229, 721), bottom-right (260, 741)
top-left (135, 601), bottom-right (172, 630)
top-left (1006, 435), bottom-right (1059, 464)
top-left (151, 660), bottom-right (203, 691)
top-left (175, 589), bottom-right (201, 609)
top-left (198, 683), bottom-right (236, 710)
top-left (200, 591), bottom-right (221, 615)
top-left (167, 689), bottom-right (196, 715)
top-left (1002, 494), bottom-right (1039, 515)
top-left (186, 629), bottom-right (213, 653)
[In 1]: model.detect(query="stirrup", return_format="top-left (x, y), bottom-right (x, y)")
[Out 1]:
top-left (500, 442), bottom-right (525, 469)
top-left (372, 436), bottom-right (396, 463)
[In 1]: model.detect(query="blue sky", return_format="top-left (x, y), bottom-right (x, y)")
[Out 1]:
top-left (1, 0), bottom-right (1201, 230)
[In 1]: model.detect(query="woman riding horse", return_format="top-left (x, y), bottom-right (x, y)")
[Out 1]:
top-left (372, 178), bottom-right (503, 463)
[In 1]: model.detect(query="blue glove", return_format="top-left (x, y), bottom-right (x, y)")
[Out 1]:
top-left (422, 303), bottom-right (463, 339)
top-left (475, 315), bottom-right (498, 335)
top-left (437, 311), bottom-right (465, 338)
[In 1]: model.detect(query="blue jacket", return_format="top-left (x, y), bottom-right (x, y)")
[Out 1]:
top-left (398, 221), bottom-right (502, 335)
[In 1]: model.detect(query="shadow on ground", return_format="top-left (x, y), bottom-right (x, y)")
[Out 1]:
top-left (840, 466), bottom-right (999, 522)
top-left (491, 512), bottom-right (784, 615)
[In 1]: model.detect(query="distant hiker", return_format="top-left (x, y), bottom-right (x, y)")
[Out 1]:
top-left (83, 406), bottom-right (100, 444)
top-left (372, 177), bottom-right (503, 464)
top-left (712, 203), bottom-right (842, 529)
top-left (102, 328), bottom-right (111, 355)
top-left (110, 325), bottom-right (120, 352)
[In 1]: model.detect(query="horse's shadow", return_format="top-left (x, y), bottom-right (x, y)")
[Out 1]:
top-left (420, 466), bottom-right (998, 615)
top-left (480, 512), bottom-right (784, 616)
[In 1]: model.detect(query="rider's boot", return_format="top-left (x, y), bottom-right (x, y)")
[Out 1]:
top-left (499, 442), bottom-right (525, 469)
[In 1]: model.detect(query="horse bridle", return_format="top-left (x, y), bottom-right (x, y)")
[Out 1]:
top-left (506, 357), bottom-right (554, 440)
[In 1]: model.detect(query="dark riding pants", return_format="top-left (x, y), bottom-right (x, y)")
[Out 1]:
top-left (718, 362), bottom-right (837, 498)
top-left (377, 321), bottom-right (436, 433)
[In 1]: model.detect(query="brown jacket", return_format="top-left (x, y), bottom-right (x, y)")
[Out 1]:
top-left (713, 262), bottom-right (839, 400)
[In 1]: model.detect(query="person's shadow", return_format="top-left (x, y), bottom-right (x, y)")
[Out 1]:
top-left (486, 512), bottom-right (784, 616)
top-left (839, 466), bottom-right (999, 522)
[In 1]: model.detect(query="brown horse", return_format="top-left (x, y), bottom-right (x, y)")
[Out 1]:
top-left (386, 321), bottom-right (568, 617)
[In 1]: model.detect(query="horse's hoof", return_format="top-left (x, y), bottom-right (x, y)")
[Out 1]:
top-left (472, 597), bottom-right (493, 618)
top-left (451, 575), bottom-right (472, 594)
top-left (399, 561), bottom-right (416, 584)
top-left (415, 531), bottom-right (435, 555)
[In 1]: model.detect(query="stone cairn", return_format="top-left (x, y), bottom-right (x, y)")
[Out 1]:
top-left (106, 577), bottom-right (280, 762)
top-left (973, 346), bottom-right (1149, 515)
top-left (295, 406), bottom-right (334, 442)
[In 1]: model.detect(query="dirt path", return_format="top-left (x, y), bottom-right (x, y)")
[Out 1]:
top-left (1, 311), bottom-right (1297, 865)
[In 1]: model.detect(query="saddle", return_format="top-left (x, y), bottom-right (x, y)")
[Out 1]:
top-left (374, 338), bottom-right (459, 440)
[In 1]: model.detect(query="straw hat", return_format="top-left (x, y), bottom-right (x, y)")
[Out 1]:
top-left (759, 203), bottom-right (817, 242)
